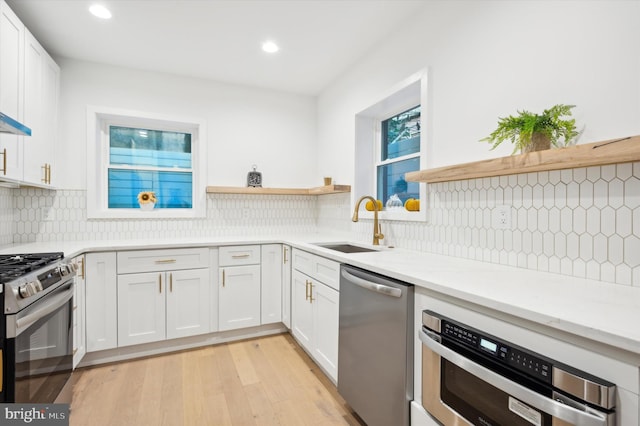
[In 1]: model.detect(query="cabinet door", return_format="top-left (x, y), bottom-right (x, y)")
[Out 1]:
top-left (218, 264), bottom-right (260, 331)
top-left (282, 245), bottom-right (292, 329)
top-left (117, 271), bottom-right (166, 347)
top-left (312, 282), bottom-right (340, 382)
top-left (291, 270), bottom-right (313, 353)
top-left (261, 244), bottom-right (282, 325)
top-left (166, 268), bottom-right (210, 339)
top-left (0, 2), bottom-right (24, 181)
top-left (72, 254), bottom-right (86, 368)
top-left (85, 252), bottom-right (117, 352)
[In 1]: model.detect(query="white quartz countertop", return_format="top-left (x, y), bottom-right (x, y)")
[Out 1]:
top-left (2, 235), bottom-right (639, 356)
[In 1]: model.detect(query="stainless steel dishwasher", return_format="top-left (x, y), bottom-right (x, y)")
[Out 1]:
top-left (338, 264), bottom-right (414, 426)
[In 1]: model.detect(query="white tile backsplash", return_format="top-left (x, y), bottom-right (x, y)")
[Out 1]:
top-left (335, 162), bottom-right (640, 287)
top-left (3, 161), bottom-right (640, 286)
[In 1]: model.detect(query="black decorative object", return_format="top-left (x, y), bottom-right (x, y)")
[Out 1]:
top-left (247, 164), bottom-right (262, 187)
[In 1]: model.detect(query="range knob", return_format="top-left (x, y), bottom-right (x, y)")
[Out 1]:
top-left (18, 281), bottom-right (41, 298)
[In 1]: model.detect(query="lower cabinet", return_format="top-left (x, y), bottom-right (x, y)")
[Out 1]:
top-left (85, 252), bottom-right (118, 352)
top-left (291, 269), bottom-right (340, 382)
top-left (218, 264), bottom-right (261, 331)
top-left (117, 268), bottom-right (210, 347)
top-left (218, 245), bottom-right (262, 331)
top-left (72, 254), bottom-right (86, 368)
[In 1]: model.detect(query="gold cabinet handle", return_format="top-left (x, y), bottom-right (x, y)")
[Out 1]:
top-left (159, 274), bottom-right (162, 293)
top-left (222, 269), bottom-right (225, 287)
top-left (309, 282), bottom-right (315, 303)
top-left (231, 254), bottom-right (250, 259)
top-left (170, 273), bottom-right (173, 292)
top-left (47, 164), bottom-right (51, 184)
top-left (41, 164), bottom-right (47, 183)
top-left (1, 148), bottom-right (6, 175)
top-left (283, 247), bottom-right (288, 264)
top-left (79, 258), bottom-right (85, 279)
top-left (155, 259), bottom-right (176, 264)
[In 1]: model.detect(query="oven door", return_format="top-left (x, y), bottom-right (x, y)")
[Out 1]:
top-left (5, 281), bottom-right (74, 403)
top-left (419, 329), bottom-right (615, 426)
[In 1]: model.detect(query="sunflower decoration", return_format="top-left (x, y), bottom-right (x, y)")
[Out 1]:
top-left (137, 191), bottom-right (157, 205)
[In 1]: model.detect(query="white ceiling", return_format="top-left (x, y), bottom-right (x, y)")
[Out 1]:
top-left (7, 0), bottom-right (428, 96)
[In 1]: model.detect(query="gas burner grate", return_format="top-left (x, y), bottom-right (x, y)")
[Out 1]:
top-left (0, 252), bottom-right (64, 284)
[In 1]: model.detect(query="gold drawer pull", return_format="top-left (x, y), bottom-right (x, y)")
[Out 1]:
top-left (231, 254), bottom-right (250, 259)
top-left (222, 269), bottom-right (226, 287)
top-left (1, 148), bottom-right (6, 175)
top-left (155, 259), bottom-right (176, 264)
top-left (170, 273), bottom-right (173, 292)
top-left (159, 274), bottom-right (162, 293)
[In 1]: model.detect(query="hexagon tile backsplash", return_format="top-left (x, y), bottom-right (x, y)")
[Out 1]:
top-left (3, 161), bottom-right (640, 286)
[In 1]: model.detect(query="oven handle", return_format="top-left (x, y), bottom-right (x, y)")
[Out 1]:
top-left (341, 269), bottom-right (402, 298)
top-left (12, 282), bottom-right (74, 338)
top-left (419, 329), bottom-right (611, 426)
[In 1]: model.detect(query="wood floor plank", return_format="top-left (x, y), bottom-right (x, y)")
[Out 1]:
top-left (70, 333), bottom-right (363, 426)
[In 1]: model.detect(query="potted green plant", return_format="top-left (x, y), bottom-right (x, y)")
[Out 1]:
top-left (481, 104), bottom-right (578, 154)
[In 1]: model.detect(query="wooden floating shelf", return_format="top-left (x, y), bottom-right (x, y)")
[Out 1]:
top-left (405, 135), bottom-right (640, 184)
top-left (206, 184), bottom-right (351, 196)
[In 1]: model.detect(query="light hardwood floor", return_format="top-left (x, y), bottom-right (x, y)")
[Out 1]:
top-left (70, 333), bottom-right (365, 425)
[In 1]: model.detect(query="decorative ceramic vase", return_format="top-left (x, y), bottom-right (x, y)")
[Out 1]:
top-left (522, 132), bottom-right (551, 153)
top-left (139, 202), bottom-right (155, 211)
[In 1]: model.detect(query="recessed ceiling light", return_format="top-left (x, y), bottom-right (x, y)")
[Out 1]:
top-left (89, 4), bottom-right (112, 19)
top-left (262, 41), bottom-right (279, 53)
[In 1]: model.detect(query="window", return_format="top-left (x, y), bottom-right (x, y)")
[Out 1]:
top-left (87, 107), bottom-right (207, 219)
top-left (354, 70), bottom-right (427, 222)
top-left (108, 126), bottom-right (193, 209)
top-left (377, 105), bottom-right (421, 206)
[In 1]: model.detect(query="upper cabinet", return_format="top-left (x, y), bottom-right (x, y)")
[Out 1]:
top-left (23, 29), bottom-right (58, 186)
top-left (0, 1), bottom-right (25, 182)
top-left (0, 0), bottom-right (59, 187)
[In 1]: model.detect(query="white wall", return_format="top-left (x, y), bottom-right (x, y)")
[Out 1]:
top-left (56, 58), bottom-right (318, 190)
top-left (317, 0), bottom-right (640, 181)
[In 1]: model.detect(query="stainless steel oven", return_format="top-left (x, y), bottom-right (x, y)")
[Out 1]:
top-left (1, 253), bottom-right (76, 403)
top-left (419, 310), bottom-right (616, 426)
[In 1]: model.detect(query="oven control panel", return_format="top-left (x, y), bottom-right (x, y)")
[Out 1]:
top-left (441, 319), bottom-right (552, 384)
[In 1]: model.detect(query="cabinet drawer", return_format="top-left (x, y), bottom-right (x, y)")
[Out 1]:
top-left (219, 245), bottom-right (261, 266)
top-left (292, 249), bottom-right (340, 291)
top-left (117, 248), bottom-right (209, 274)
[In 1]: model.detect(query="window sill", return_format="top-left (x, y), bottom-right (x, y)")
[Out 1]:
top-left (87, 207), bottom-right (206, 220)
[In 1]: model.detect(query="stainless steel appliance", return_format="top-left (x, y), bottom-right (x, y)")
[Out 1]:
top-left (0, 252), bottom-right (76, 403)
top-left (420, 310), bottom-right (616, 426)
top-left (338, 265), bottom-right (414, 426)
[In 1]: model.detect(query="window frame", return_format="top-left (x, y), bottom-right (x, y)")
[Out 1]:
top-left (87, 106), bottom-right (207, 219)
top-left (354, 70), bottom-right (428, 223)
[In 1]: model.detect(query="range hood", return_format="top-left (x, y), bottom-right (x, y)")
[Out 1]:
top-left (0, 112), bottom-right (31, 136)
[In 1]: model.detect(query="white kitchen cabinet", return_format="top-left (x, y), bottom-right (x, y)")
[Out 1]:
top-left (72, 254), bottom-right (86, 368)
top-left (0, 0), bottom-right (25, 182)
top-left (282, 244), bottom-right (292, 329)
top-left (291, 249), bottom-right (340, 382)
top-left (291, 269), bottom-right (313, 350)
top-left (218, 245), bottom-right (261, 331)
top-left (116, 249), bottom-right (210, 347)
top-left (85, 252), bottom-right (118, 352)
top-left (22, 28), bottom-right (58, 186)
top-left (0, 1), bottom-right (59, 186)
top-left (261, 244), bottom-right (282, 325)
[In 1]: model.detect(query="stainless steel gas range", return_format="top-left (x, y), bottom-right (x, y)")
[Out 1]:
top-left (0, 252), bottom-right (76, 403)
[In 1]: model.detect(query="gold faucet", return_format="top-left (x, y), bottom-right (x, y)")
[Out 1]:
top-left (352, 195), bottom-right (384, 245)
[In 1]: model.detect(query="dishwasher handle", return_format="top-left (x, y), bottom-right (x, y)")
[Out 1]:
top-left (341, 269), bottom-right (402, 298)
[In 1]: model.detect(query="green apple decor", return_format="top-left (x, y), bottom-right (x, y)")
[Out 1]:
top-left (481, 104), bottom-right (579, 154)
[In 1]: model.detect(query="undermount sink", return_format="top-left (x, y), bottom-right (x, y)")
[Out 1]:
top-left (312, 243), bottom-right (381, 253)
